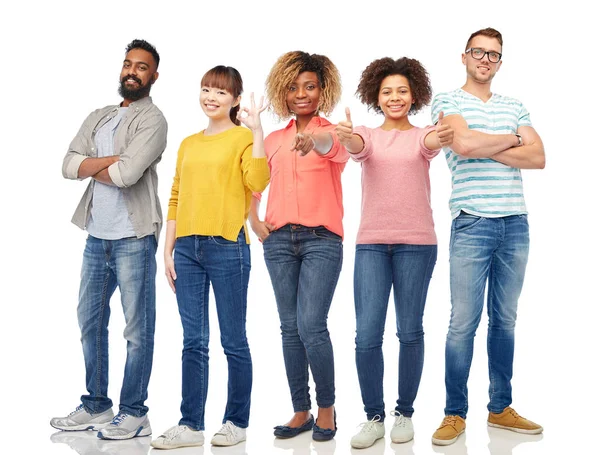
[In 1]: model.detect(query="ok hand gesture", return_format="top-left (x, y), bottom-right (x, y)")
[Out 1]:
top-left (237, 93), bottom-right (268, 132)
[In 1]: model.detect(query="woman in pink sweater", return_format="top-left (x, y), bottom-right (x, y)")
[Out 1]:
top-left (335, 57), bottom-right (453, 449)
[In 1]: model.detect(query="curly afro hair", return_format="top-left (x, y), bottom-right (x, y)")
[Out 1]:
top-left (265, 51), bottom-right (342, 120)
top-left (356, 57), bottom-right (432, 115)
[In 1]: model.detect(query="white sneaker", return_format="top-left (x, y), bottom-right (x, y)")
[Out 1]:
top-left (210, 421), bottom-right (246, 446)
top-left (50, 405), bottom-right (114, 431)
top-left (98, 412), bottom-right (152, 440)
top-left (350, 415), bottom-right (385, 449)
top-left (151, 425), bottom-right (204, 449)
top-left (390, 411), bottom-right (414, 443)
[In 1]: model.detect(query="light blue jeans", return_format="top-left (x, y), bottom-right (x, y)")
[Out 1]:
top-left (78, 235), bottom-right (157, 417)
top-left (444, 213), bottom-right (529, 418)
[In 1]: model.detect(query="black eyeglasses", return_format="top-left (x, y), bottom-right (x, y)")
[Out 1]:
top-left (466, 47), bottom-right (502, 63)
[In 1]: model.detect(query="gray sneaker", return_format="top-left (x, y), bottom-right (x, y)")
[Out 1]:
top-left (98, 412), bottom-right (152, 440)
top-left (50, 405), bottom-right (114, 431)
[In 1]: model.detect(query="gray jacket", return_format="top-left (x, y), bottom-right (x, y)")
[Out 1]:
top-left (62, 96), bottom-right (168, 240)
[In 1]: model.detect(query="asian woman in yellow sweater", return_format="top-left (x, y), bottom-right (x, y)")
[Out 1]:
top-left (151, 66), bottom-right (270, 450)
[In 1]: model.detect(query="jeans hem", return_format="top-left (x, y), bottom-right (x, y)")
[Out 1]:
top-left (179, 419), bottom-right (204, 431)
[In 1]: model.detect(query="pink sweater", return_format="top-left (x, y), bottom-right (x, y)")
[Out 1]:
top-left (352, 125), bottom-right (440, 245)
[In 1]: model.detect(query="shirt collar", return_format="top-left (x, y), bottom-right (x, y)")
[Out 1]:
top-left (120, 96), bottom-right (153, 110)
top-left (284, 116), bottom-right (333, 131)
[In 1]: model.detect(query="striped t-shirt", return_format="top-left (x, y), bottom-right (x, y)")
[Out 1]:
top-left (431, 88), bottom-right (532, 219)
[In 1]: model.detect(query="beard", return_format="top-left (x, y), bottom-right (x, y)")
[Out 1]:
top-left (118, 75), bottom-right (152, 101)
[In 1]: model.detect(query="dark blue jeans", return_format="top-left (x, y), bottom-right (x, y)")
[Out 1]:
top-left (263, 225), bottom-right (343, 411)
top-left (445, 213), bottom-right (529, 418)
top-left (354, 243), bottom-right (437, 421)
top-left (77, 235), bottom-right (157, 417)
top-left (174, 231), bottom-right (252, 430)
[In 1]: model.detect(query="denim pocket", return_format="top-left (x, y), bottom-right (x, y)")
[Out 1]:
top-left (452, 213), bottom-right (485, 232)
top-left (311, 227), bottom-right (342, 242)
top-left (210, 236), bottom-right (238, 246)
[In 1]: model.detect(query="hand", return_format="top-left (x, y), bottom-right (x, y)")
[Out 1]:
top-left (237, 92), bottom-right (268, 132)
top-left (164, 254), bottom-right (177, 293)
top-left (250, 218), bottom-right (275, 242)
top-left (335, 107), bottom-right (354, 147)
top-left (436, 111), bottom-right (453, 147)
top-left (290, 133), bottom-right (316, 156)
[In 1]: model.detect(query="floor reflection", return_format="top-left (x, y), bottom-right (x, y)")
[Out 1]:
top-left (487, 427), bottom-right (543, 455)
top-left (51, 431), bottom-right (151, 455)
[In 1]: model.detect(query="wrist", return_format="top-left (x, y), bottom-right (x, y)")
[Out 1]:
top-left (515, 133), bottom-right (523, 147)
top-left (251, 126), bottom-right (263, 134)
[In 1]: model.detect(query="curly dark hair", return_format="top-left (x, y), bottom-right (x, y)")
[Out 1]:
top-left (265, 50), bottom-right (341, 120)
top-left (356, 57), bottom-right (431, 115)
top-left (125, 39), bottom-right (160, 69)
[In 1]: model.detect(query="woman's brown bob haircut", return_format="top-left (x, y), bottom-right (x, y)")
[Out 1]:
top-left (201, 65), bottom-right (243, 126)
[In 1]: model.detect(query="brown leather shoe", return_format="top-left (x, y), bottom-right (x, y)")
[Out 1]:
top-left (431, 415), bottom-right (466, 446)
top-left (488, 407), bottom-right (543, 434)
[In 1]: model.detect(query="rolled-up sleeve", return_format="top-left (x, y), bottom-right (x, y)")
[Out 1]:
top-left (62, 112), bottom-right (95, 180)
top-left (108, 113), bottom-right (168, 188)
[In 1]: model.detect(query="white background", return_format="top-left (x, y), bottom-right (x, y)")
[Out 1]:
top-left (1, 1), bottom-right (597, 454)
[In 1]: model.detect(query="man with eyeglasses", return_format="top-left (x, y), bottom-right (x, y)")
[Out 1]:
top-left (430, 27), bottom-right (545, 446)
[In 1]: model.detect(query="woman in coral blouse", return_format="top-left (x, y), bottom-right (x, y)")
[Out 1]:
top-left (335, 57), bottom-right (453, 449)
top-left (249, 51), bottom-right (347, 441)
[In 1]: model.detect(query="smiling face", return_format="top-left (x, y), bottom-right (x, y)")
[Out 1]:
top-left (286, 71), bottom-right (321, 118)
top-left (462, 35), bottom-right (502, 84)
top-left (199, 86), bottom-right (239, 121)
top-left (118, 48), bottom-right (158, 101)
top-left (378, 74), bottom-right (413, 120)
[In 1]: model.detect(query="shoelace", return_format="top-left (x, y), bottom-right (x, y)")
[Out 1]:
top-left (358, 415), bottom-right (382, 433)
top-left (441, 415), bottom-right (458, 427)
top-left (68, 405), bottom-right (84, 417)
top-left (215, 421), bottom-right (237, 441)
top-left (390, 410), bottom-right (407, 427)
top-left (110, 413), bottom-right (128, 426)
top-left (165, 425), bottom-right (187, 441)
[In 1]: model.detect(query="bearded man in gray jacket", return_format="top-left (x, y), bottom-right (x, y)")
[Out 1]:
top-left (51, 39), bottom-right (167, 441)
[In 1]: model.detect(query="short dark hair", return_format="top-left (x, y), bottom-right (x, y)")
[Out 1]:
top-left (466, 27), bottom-right (503, 50)
top-left (356, 57), bottom-right (432, 115)
top-left (125, 39), bottom-right (160, 68)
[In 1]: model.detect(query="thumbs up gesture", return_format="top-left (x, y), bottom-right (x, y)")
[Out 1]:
top-left (335, 107), bottom-right (354, 147)
top-left (436, 111), bottom-right (454, 147)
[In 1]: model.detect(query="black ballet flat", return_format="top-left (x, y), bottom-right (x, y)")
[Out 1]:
top-left (312, 411), bottom-right (337, 441)
top-left (273, 414), bottom-right (314, 439)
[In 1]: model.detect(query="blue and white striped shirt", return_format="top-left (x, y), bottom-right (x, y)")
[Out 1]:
top-left (431, 89), bottom-right (532, 219)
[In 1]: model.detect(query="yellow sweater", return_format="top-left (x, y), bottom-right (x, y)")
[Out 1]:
top-left (167, 126), bottom-right (270, 243)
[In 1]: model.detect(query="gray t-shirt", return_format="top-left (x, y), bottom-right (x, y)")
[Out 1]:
top-left (86, 107), bottom-right (136, 240)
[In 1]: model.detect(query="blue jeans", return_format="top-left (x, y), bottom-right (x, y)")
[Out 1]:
top-left (445, 213), bottom-right (529, 418)
top-left (78, 235), bottom-right (157, 417)
top-left (174, 231), bottom-right (252, 430)
top-left (263, 225), bottom-right (343, 411)
top-left (354, 244), bottom-right (437, 421)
